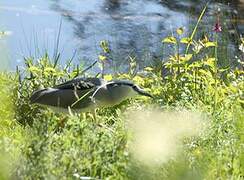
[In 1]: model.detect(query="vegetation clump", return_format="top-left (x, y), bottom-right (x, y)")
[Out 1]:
top-left (0, 18), bottom-right (243, 180)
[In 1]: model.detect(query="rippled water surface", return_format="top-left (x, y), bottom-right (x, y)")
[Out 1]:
top-left (0, 0), bottom-right (243, 70)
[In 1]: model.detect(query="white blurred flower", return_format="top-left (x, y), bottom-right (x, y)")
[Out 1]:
top-left (127, 109), bottom-right (207, 166)
top-left (239, 43), bottom-right (244, 53)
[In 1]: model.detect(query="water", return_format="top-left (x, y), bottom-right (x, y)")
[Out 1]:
top-left (0, 0), bottom-right (243, 71)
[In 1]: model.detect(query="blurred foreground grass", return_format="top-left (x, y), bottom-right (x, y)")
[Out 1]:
top-left (0, 73), bottom-right (25, 180)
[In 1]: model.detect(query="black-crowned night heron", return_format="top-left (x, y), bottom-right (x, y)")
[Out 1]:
top-left (30, 77), bottom-right (152, 114)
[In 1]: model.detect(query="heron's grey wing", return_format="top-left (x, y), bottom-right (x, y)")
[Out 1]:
top-left (30, 77), bottom-right (105, 110)
top-left (30, 88), bottom-right (94, 109)
top-left (54, 77), bottom-right (104, 91)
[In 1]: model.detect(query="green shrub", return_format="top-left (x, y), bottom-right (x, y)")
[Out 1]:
top-left (0, 23), bottom-right (243, 179)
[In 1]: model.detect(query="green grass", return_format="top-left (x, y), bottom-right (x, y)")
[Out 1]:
top-left (0, 73), bottom-right (26, 180)
top-left (0, 27), bottom-right (244, 179)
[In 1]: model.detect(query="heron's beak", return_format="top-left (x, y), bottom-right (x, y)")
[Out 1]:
top-left (137, 89), bottom-right (153, 98)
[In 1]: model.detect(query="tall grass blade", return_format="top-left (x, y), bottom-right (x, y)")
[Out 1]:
top-left (185, 2), bottom-right (210, 53)
top-left (53, 20), bottom-right (62, 68)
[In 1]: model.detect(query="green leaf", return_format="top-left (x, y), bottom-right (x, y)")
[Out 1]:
top-left (204, 41), bottom-right (217, 47)
top-left (164, 62), bottom-right (172, 68)
top-left (44, 67), bottom-right (56, 73)
top-left (133, 76), bottom-right (145, 85)
top-left (237, 98), bottom-right (244, 105)
top-left (180, 54), bottom-right (193, 62)
top-left (189, 61), bottom-right (202, 68)
top-left (100, 40), bottom-right (110, 53)
top-left (28, 66), bottom-right (41, 73)
top-left (104, 74), bottom-right (113, 81)
top-left (204, 58), bottom-right (216, 68)
top-left (162, 36), bottom-right (177, 44)
top-left (199, 69), bottom-right (213, 77)
top-left (219, 67), bottom-right (230, 72)
top-left (176, 27), bottom-right (184, 35)
top-left (180, 37), bottom-right (192, 44)
top-left (98, 55), bottom-right (107, 61)
top-left (144, 67), bottom-right (154, 71)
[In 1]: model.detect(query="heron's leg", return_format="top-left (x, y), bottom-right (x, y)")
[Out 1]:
top-left (82, 113), bottom-right (87, 120)
top-left (92, 109), bottom-right (97, 123)
top-left (54, 116), bottom-right (68, 133)
top-left (85, 109), bottom-right (97, 122)
top-left (68, 106), bottom-right (74, 116)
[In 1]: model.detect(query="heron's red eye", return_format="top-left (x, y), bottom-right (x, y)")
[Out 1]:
top-left (132, 85), bottom-right (137, 90)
